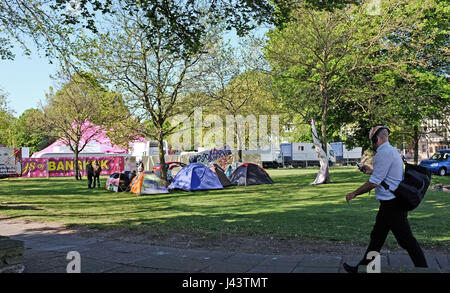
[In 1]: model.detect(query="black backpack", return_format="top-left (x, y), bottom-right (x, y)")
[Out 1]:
top-left (381, 163), bottom-right (432, 211)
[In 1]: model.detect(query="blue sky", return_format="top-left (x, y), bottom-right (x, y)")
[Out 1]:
top-left (0, 48), bottom-right (58, 117)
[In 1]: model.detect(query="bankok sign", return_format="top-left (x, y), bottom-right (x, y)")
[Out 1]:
top-left (21, 157), bottom-right (124, 177)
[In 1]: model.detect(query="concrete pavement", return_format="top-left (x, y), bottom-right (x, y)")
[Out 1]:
top-left (1, 220), bottom-right (448, 273)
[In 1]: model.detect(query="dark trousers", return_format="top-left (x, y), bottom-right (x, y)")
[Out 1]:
top-left (93, 175), bottom-right (100, 188)
top-left (359, 198), bottom-right (427, 267)
top-left (87, 175), bottom-right (93, 188)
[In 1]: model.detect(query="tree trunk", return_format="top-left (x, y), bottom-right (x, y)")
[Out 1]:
top-left (158, 132), bottom-right (168, 186)
top-left (74, 151), bottom-right (80, 180)
top-left (413, 125), bottom-right (419, 164)
top-left (311, 119), bottom-right (329, 184)
top-left (235, 120), bottom-right (243, 162)
top-left (320, 111), bottom-right (328, 155)
top-left (311, 85), bottom-right (330, 184)
top-left (320, 88), bottom-right (328, 154)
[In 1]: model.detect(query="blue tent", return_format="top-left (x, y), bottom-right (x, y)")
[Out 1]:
top-left (168, 163), bottom-right (223, 191)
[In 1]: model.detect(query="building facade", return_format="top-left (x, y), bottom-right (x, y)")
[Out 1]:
top-left (410, 118), bottom-right (450, 161)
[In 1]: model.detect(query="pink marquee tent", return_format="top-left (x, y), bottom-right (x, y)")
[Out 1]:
top-left (32, 120), bottom-right (146, 158)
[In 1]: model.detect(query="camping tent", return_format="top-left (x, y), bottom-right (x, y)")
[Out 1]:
top-left (130, 172), bottom-right (169, 195)
top-left (225, 162), bottom-right (242, 178)
top-left (209, 164), bottom-right (232, 187)
top-left (106, 172), bottom-right (133, 192)
top-left (230, 163), bottom-right (274, 186)
top-left (168, 163), bottom-right (223, 191)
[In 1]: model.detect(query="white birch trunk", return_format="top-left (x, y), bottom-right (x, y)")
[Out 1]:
top-left (311, 119), bottom-right (330, 185)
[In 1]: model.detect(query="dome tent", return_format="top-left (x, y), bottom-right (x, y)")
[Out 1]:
top-left (230, 163), bottom-right (274, 186)
top-left (130, 172), bottom-right (169, 195)
top-left (106, 173), bottom-right (132, 192)
top-left (209, 164), bottom-right (232, 187)
top-left (168, 163), bottom-right (223, 191)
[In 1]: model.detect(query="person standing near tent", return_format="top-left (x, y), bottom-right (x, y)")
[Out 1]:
top-left (86, 160), bottom-right (94, 189)
top-left (137, 161), bottom-right (144, 174)
top-left (92, 160), bottom-right (102, 189)
top-left (342, 126), bottom-right (427, 273)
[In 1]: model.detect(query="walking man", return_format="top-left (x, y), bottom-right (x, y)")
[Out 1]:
top-left (343, 126), bottom-right (427, 273)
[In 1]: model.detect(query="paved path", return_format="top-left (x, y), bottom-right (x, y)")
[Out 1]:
top-left (1, 221), bottom-right (448, 273)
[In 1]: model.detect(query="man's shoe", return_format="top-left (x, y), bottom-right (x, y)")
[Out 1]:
top-left (343, 262), bottom-right (359, 273)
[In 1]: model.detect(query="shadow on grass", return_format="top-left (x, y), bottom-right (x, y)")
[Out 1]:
top-left (0, 205), bottom-right (43, 211)
top-left (73, 200), bottom-right (449, 249)
top-left (1, 169), bottom-right (449, 248)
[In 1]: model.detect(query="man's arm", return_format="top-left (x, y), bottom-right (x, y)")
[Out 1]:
top-left (346, 181), bottom-right (378, 203)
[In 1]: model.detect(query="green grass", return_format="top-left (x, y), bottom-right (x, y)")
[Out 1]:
top-left (0, 167), bottom-right (449, 248)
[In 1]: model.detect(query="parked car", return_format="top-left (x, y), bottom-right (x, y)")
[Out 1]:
top-left (153, 161), bottom-right (186, 181)
top-left (419, 149), bottom-right (450, 176)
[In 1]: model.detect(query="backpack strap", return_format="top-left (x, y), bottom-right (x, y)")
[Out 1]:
top-left (380, 180), bottom-right (391, 191)
top-left (380, 158), bottom-right (406, 193)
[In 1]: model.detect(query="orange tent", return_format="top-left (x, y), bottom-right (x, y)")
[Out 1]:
top-left (129, 172), bottom-right (169, 195)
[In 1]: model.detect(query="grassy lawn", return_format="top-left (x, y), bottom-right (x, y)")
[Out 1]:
top-left (1, 167), bottom-right (449, 248)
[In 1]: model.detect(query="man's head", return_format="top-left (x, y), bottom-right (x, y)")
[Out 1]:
top-left (369, 126), bottom-right (390, 151)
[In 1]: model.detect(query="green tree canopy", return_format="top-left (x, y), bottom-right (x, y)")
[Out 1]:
top-left (0, 91), bottom-right (16, 146)
top-left (266, 0), bottom-right (449, 158)
top-left (38, 71), bottom-right (121, 179)
top-left (72, 3), bottom-right (221, 184)
top-left (12, 108), bottom-right (55, 155)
